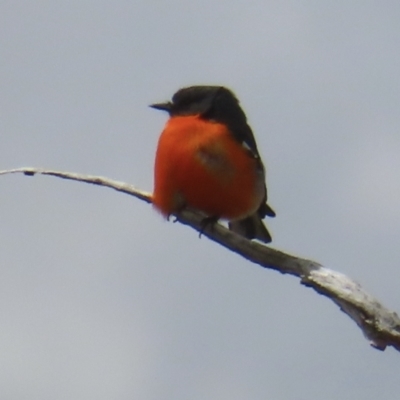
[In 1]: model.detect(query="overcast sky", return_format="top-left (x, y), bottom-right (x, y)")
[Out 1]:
top-left (1, 2), bottom-right (400, 399)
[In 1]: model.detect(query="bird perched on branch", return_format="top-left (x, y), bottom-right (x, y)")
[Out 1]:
top-left (151, 85), bottom-right (275, 243)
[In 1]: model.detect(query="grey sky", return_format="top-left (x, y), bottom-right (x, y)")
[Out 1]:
top-left (1, 2), bottom-right (400, 399)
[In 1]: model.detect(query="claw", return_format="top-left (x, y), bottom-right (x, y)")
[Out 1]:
top-left (199, 216), bottom-right (219, 238)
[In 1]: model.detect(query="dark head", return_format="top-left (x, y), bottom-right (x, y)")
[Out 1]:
top-left (151, 85), bottom-right (261, 156)
top-left (150, 85), bottom-right (248, 125)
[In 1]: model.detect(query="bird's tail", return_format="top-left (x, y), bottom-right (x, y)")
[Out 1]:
top-left (228, 212), bottom-right (274, 244)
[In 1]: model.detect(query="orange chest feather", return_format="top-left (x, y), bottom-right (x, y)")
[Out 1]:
top-left (157, 116), bottom-right (248, 176)
top-left (153, 115), bottom-right (263, 219)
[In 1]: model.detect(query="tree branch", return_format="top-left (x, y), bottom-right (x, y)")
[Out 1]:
top-left (2, 166), bottom-right (400, 352)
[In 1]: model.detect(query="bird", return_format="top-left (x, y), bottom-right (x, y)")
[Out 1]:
top-left (150, 85), bottom-right (275, 243)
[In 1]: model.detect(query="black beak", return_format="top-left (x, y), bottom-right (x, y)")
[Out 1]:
top-left (149, 102), bottom-right (172, 112)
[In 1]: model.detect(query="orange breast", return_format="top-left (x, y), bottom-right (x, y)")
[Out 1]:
top-left (153, 115), bottom-right (264, 220)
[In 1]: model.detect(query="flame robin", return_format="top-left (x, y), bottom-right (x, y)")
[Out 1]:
top-left (151, 85), bottom-right (275, 243)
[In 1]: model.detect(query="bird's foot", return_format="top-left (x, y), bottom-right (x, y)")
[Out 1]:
top-left (199, 215), bottom-right (219, 238)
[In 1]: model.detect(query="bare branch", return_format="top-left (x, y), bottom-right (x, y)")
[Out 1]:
top-left (0, 167), bottom-right (151, 203)
top-left (1, 166), bottom-right (400, 352)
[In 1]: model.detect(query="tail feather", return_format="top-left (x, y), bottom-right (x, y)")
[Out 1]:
top-left (259, 202), bottom-right (276, 218)
top-left (228, 213), bottom-right (272, 243)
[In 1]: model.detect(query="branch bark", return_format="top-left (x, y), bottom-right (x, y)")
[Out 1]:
top-left (1, 166), bottom-right (400, 352)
